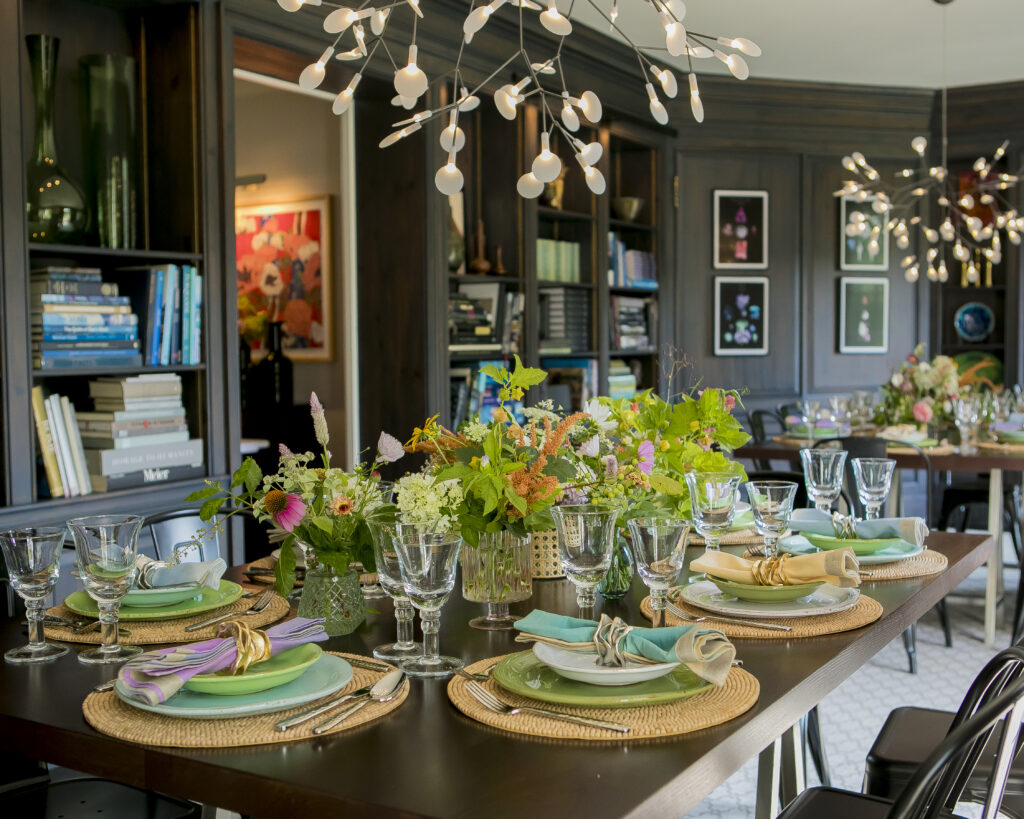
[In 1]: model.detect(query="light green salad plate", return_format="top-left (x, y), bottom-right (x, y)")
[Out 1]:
top-left (708, 576), bottom-right (823, 604)
top-left (995, 430), bottom-right (1024, 443)
top-left (123, 585), bottom-right (204, 608)
top-left (64, 580), bottom-right (244, 621)
top-left (780, 535), bottom-right (923, 565)
top-left (493, 650), bottom-right (712, 708)
top-left (803, 533), bottom-right (903, 555)
top-left (183, 644), bottom-right (323, 695)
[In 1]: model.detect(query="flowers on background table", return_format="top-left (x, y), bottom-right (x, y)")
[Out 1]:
top-left (690, 550), bottom-right (861, 588)
top-left (877, 344), bottom-right (960, 426)
top-left (788, 508), bottom-right (929, 547)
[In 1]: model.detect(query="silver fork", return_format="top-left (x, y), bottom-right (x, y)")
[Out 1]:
top-left (184, 588), bottom-right (276, 632)
top-left (667, 600), bottom-right (792, 632)
top-left (456, 670), bottom-right (630, 734)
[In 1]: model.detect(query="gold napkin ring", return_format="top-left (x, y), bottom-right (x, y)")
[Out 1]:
top-left (751, 555), bottom-right (790, 586)
top-left (218, 621), bottom-right (272, 675)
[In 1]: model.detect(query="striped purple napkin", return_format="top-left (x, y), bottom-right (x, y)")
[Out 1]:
top-left (117, 618), bottom-right (327, 705)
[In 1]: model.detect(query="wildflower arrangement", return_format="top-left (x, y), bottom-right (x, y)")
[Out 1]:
top-left (186, 392), bottom-right (403, 593)
top-left (877, 344), bottom-right (960, 425)
top-left (393, 472), bottom-right (464, 533)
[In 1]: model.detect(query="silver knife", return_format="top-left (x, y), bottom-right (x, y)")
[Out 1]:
top-left (668, 601), bottom-right (792, 632)
top-left (274, 684), bottom-right (375, 731)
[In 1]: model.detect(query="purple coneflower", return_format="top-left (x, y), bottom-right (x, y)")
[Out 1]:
top-left (264, 490), bottom-right (306, 532)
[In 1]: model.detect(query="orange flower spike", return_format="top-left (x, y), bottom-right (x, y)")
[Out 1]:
top-left (543, 411), bottom-right (587, 455)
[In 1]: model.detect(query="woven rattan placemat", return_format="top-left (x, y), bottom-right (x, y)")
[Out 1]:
top-left (641, 592), bottom-right (883, 639)
top-left (887, 443), bottom-right (957, 456)
top-left (688, 529), bottom-right (765, 547)
top-left (447, 654), bottom-right (758, 741)
top-left (82, 651), bottom-right (406, 748)
top-left (740, 547), bottom-right (947, 581)
top-left (978, 441), bottom-right (1024, 455)
top-left (45, 595), bottom-right (290, 645)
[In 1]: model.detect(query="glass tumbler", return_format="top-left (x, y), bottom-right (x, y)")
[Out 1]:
top-left (745, 481), bottom-right (799, 558)
top-left (66, 515), bottom-right (143, 664)
top-left (684, 472), bottom-right (743, 552)
top-left (800, 448), bottom-right (848, 513)
top-left (550, 505), bottom-right (618, 617)
top-left (626, 518), bottom-right (690, 627)
top-left (851, 458), bottom-right (896, 520)
top-left (0, 527), bottom-right (70, 663)
top-left (366, 517), bottom-right (422, 663)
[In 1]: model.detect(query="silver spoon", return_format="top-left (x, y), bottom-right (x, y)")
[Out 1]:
top-left (311, 670), bottom-right (406, 735)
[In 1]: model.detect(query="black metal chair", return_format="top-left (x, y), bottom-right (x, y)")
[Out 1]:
top-left (747, 410), bottom-right (787, 470)
top-left (0, 777), bottom-right (202, 818)
top-left (745, 469), bottom-right (809, 509)
top-left (779, 647), bottom-right (1024, 819)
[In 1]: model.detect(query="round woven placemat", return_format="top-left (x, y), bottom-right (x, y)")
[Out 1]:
top-left (447, 655), bottom-right (758, 741)
top-left (44, 594), bottom-right (290, 645)
top-left (978, 441), bottom-right (1024, 455)
top-left (862, 549), bottom-right (947, 580)
top-left (641, 593), bottom-right (883, 639)
top-left (688, 529), bottom-right (765, 547)
top-left (82, 652), bottom-right (407, 748)
top-left (887, 443), bottom-right (957, 456)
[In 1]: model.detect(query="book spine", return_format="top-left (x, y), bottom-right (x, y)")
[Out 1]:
top-left (79, 422), bottom-right (188, 437)
top-left (43, 396), bottom-right (72, 497)
top-left (91, 464), bottom-right (205, 493)
top-left (191, 273), bottom-right (202, 364)
top-left (170, 267), bottom-right (183, 365)
top-left (38, 304), bottom-right (132, 314)
top-left (181, 266), bottom-right (192, 367)
top-left (36, 354), bottom-right (144, 369)
top-left (160, 266), bottom-right (178, 366)
top-left (37, 340), bottom-right (141, 351)
top-left (30, 268), bottom-right (102, 280)
top-left (87, 438), bottom-right (204, 476)
top-left (38, 313), bottom-right (138, 327)
top-left (149, 268), bottom-right (165, 366)
top-left (38, 329), bottom-right (139, 341)
top-left (31, 386), bottom-right (64, 498)
top-left (63, 399), bottom-right (93, 495)
top-left (83, 431), bottom-right (190, 450)
top-left (47, 395), bottom-right (79, 496)
top-left (31, 281), bottom-right (119, 296)
top-left (39, 293), bottom-right (130, 305)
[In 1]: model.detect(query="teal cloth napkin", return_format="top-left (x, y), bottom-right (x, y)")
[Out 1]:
top-left (514, 609), bottom-right (735, 686)
top-left (789, 508), bottom-right (928, 547)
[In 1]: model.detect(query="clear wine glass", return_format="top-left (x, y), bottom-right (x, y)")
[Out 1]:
top-left (361, 480), bottom-right (395, 601)
top-left (684, 472), bottom-right (743, 552)
top-left (851, 458), bottom-right (896, 520)
top-left (626, 518), bottom-right (690, 627)
top-left (0, 527), bottom-right (70, 663)
top-left (797, 400), bottom-right (820, 442)
top-left (953, 397), bottom-right (980, 454)
top-left (745, 481), bottom-right (799, 558)
top-left (66, 514), bottom-right (144, 664)
top-left (550, 505), bottom-right (618, 618)
top-left (800, 448), bottom-right (848, 513)
top-left (366, 517), bottom-right (422, 663)
top-left (392, 531), bottom-right (464, 678)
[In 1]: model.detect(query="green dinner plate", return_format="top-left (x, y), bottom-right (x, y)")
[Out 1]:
top-left (889, 438), bottom-right (938, 448)
top-left (123, 586), bottom-right (203, 608)
top-left (780, 535), bottom-right (922, 565)
top-left (730, 510), bottom-right (754, 531)
top-left (803, 533), bottom-right (903, 555)
top-left (708, 577), bottom-right (824, 603)
top-left (64, 580), bottom-right (244, 621)
top-left (183, 644), bottom-right (323, 696)
top-left (995, 430), bottom-right (1024, 443)
top-left (492, 650), bottom-right (712, 708)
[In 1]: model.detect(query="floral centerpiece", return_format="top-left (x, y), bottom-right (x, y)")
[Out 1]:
top-left (186, 392), bottom-right (402, 635)
top-left (876, 344), bottom-right (961, 426)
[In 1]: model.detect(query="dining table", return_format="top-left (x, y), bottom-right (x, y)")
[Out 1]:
top-left (0, 531), bottom-right (992, 818)
top-left (737, 439), bottom-right (1024, 645)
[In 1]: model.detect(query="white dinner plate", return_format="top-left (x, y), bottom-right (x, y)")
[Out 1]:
top-left (270, 547), bottom-right (307, 568)
top-left (678, 580), bottom-right (861, 619)
top-left (532, 642), bottom-right (679, 687)
top-left (114, 654), bottom-right (352, 719)
top-left (779, 534), bottom-right (924, 565)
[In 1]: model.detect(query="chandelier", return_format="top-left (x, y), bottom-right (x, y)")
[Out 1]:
top-left (276, 0), bottom-right (760, 198)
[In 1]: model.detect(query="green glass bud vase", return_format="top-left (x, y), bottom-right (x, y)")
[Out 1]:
top-left (598, 533), bottom-right (634, 601)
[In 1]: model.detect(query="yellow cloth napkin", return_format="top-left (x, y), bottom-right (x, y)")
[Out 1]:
top-left (691, 549), bottom-right (860, 588)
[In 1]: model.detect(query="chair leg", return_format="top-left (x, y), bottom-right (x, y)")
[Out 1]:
top-left (1013, 572), bottom-right (1024, 646)
top-left (936, 600), bottom-right (953, 648)
top-left (902, 624), bottom-right (918, 674)
top-left (804, 705), bottom-right (831, 787)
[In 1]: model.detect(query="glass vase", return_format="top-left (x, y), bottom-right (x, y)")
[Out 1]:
top-left (25, 34), bottom-right (89, 243)
top-left (597, 533), bottom-right (634, 601)
top-left (461, 530), bottom-right (533, 630)
top-left (297, 556), bottom-right (367, 636)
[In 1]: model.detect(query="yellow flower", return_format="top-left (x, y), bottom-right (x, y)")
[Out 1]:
top-left (406, 414), bottom-right (440, 447)
top-left (689, 420), bottom-right (700, 432)
top-left (469, 456), bottom-right (482, 469)
top-left (659, 439), bottom-right (670, 452)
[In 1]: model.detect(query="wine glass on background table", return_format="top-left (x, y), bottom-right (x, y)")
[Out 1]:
top-left (851, 458), bottom-right (896, 521)
top-left (797, 400), bottom-right (820, 442)
top-left (361, 481), bottom-right (394, 601)
top-left (550, 505), bottom-right (618, 618)
top-left (0, 527), bottom-right (69, 663)
top-left (745, 481), bottom-right (798, 558)
top-left (800, 448), bottom-right (848, 513)
top-left (953, 396), bottom-right (980, 454)
top-left (393, 531), bottom-right (464, 678)
top-left (366, 517), bottom-right (423, 663)
top-left (66, 515), bottom-right (143, 664)
top-left (684, 472), bottom-right (743, 553)
top-left (626, 518), bottom-right (690, 627)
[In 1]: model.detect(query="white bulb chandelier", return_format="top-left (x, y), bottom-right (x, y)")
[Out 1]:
top-left (277, 0), bottom-right (761, 198)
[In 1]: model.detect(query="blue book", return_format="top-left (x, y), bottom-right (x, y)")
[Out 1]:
top-left (38, 313), bottom-right (138, 327)
top-left (159, 266), bottom-right (178, 366)
top-left (41, 329), bottom-right (139, 342)
top-left (38, 293), bottom-right (131, 306)
top-left (36, 354), bottom-right (144, 370)
top-left (180, 266), bottom-right (192, 367)
top-left (149, 268), bottom-right (165, 366)
top-left (40, 348), bottom-right (143, 358)
top-left (170, 269), bottom-right (182, 365)
top-left (191, 273), bottom-right (202, 364)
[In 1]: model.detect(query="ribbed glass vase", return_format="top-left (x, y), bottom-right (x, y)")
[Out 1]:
top-left (461, 530), bottom-right (533, 630)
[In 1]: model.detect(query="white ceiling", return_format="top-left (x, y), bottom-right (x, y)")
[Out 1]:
top-left (571, 0), bottom-right (1024, 88)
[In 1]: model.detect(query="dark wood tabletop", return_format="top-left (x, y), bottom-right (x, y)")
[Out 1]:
top-left (737, 441), bottom-right (1024, 473)
top-left (0, 532), bottom-right (993, 819)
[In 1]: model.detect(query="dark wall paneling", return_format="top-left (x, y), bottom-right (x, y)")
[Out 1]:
top-left (675, 151), bottom-right (801, 399)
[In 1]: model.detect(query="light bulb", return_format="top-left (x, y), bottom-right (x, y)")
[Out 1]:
top-left (278, 0), bottom-right (321, 10)
top-left (953, 242), bottom-right (968, 261)
top-left (646, 83), bottom-right (668, 125)
top-left (561, 103), bottom-right (580, 131)
top-left (574, 138), bottom-right (602, 166)
top-left (610, 0), bottom-right (618, 24)
top-left (689, 73), bottom-right (703, 123)
top-left (439, 112), bottom-right (466, 152)
top-left (578, 90), bottom-right (602, 123)
top-left (324, 7), bottom-right (355, 32)
top-left (532, 132), bottom-right (562, 183)
top-left (458, 87), bottom-right (480, 111)
top-left (1010, 230), bottom-right (1022, 246)
top-left (940, 220), bottom-right (955, 241)
top-left (394, 45), bottom-right (428, 99)
top-left (664, 17), bottom-right (687, 57)
top-left (335, 49), bottom-right (362, 61)
top-left (405, 0), bottom-right (423, 17)
top-left (353, 24), bottom-right (367, 56)
top-left (911, 136), bottom-right (928, 154)
top-left (531, 61), bottom-right (557, 75)
top-left (687, 44), bottom-right (713, 58)
top-left (517, 172), bottom-right (544, 198)
top-left (871, 198), bottom-right (888, 214)
top-left (371, 8), bottom-right (389, 34)
top-left (841, 155), bottom-right (857, 172)
top-left (966, 262), bottom-right (979, 284)
top-left (922, 227), bottom-right (938, 243)
top-left (435, 159), bottom-right (464, 195)
top-left (653, 66), bottom-right (678, 98)
top-left (391, 94), bottom-right (417, 109)
top-left (900, 255), bottom-right (915, 269)
top-left (378, 122), bottom-right (421, 148)
top-left (581, 163), bottom-right (606, 195)
top-left (714, 50), bottom-right (749, 80)
top-left (540, 1), bottom-right (572, 35)
top-left (716, 36), bottom-right (761, 57)
top-left (299, 47), bottom-right (334, 90)
top-left (926, 265), bottom-right (939, 281)
top-left (966, 215), bottom-right (982, 233)
top-left (896, 234), bottom-right (909, 249)
top-left (332, 73), bottom-right (361, 115)
top-left (494, 85), bottom-right (520, 120)
top-left (905, 265), bottom-right (920, 283)
top-left (937, 260), bottom-right (949, 282)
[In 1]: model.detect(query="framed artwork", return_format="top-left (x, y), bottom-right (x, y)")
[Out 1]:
top-left (714, 276), bottom-right (769, 356)
top-left (839, 194), bottom-right (890, 271)
top-left (839, 276), bottom-right (889, 354)
top-left (713, 190), bottom-right (768, 269)
top-left (235, 197), bottom-right (332, 360)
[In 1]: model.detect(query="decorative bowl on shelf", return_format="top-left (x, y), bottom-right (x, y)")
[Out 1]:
top-left (953, 301), bottom-right (996, 343)
top-left (611, 196), bottom-right (644, 222)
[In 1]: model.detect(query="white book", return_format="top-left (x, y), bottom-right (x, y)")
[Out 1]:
top-left (43, 395), bottom-right (71, 497)
top-left (65, 401), bottom-right (93, 495)
top-left (47, 394), bottom-right (79, 496)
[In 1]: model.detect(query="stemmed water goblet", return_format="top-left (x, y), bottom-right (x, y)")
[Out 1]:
top-left (366, 517), bottom-right (423, 663)
top-left (626, 518), bottom-right (690, 627)
top-left (66, 514), bottom-right (144, 664)
top-left (828, 395), bottom-right (850, 432)
top-left (550, 505), bottom-right (618, 618)
top-left (799, 448), bottom-right (848, 513)
top-left (797, 400), bottom-right (820, 442)
top-left (851, 458), bottom-right (896, 521)
top-left (953, 397), bottom-right (980, 454)
top-left (745, 481), bottom-right (799, 558)
top-left (684, 472), bottom-right (743, 552)
top-left (392, 531), bottom-right (464, 677)
top-left (361, 480), bottom-right (395, 601)
top-left (0, 527), bottom-right (70, 663)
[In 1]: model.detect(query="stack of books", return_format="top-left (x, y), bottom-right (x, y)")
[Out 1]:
top-left (608, 234), bottom-right (658, 289)
top-left (610, 295), bottom-right (654, 350)
top-left (539, 358), bottom-right (599, 412)
top-left (31, 267), bottom-right (142, 370)
top-left (133, 263), bottom-right (203, 366)
top-left (539, 287), bottom-right (591, 353)
top-left (77, 374), bottom-right (204, 492)
top-left (607, 360), bottom-right (639, 400)
top-left (536, 239), bottom-right (581, 283)
top-left (448, 283), bottom-right (524, 355)
top-left (30, 385), bottom-right (93, 498)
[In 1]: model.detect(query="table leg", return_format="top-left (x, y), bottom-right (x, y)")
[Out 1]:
top-left (755, 724), bottom-right (805, 818)
top-left (985, 468), bottom-right (1004, 646)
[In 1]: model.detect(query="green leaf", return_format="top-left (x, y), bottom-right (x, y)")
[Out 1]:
top-left (313, 516), bottom-right (334, 535)
top-left (502, 461), bottom-right (526, 474)
top-left (185, 486), bottom-right (221, 502)
top-left (510, 354), bottom-right (547, 388)
top-left (541, 458), bottom-right (577, 482)
top-left (649, 473), bottom-right (686, 496)
top-left (480, 364), bottom-right (506, 385)
top-left (504, 487), bottom-right (527, 515)
top-left (199, 496), bottom-right (223, 522)
top-left (243, 458), bottom-right (263, 495)
top-left (275, 539), bottom-right (297, 597)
